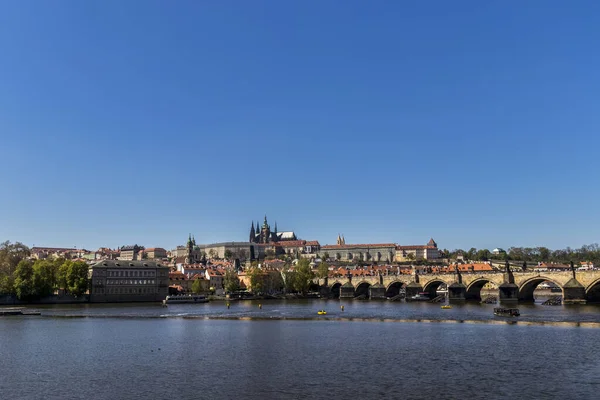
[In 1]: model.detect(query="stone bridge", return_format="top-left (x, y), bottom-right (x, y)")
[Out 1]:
top-left (316, 270), bottom-right (600, 304)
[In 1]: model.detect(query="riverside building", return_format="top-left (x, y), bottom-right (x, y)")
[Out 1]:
top-left (88, 260), bottom-right (170, 302)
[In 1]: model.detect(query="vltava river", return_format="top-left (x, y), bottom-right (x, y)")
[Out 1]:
top-left (1, 301), bottom-right (600, 399)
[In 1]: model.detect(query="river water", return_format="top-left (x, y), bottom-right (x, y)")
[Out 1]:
top-left (2, 300), bottom-right (600, 399)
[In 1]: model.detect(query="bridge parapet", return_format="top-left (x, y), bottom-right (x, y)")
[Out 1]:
top-left (318, 270), bottom-right (600, 302)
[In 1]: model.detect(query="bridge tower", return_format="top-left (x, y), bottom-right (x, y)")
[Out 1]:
top-left (499, 260), bottom-right (519, 303)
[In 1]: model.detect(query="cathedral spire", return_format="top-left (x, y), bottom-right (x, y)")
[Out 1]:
top-left (274, 221), bottom-right (278, 234)
top-left (250, 221), bottom-right (256, 242)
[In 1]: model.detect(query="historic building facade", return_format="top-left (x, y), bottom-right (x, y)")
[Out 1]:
top-left (395, 238), bottom-right (441, 261)
top-left (321, 237), bottom-right (441, 263)
top-left (89, 260), bottom-right (170, 302)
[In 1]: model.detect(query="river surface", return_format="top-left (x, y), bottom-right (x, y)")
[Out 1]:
top-left (2, 300), bottom-right (600, 399)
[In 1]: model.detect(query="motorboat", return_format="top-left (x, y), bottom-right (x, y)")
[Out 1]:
top-left (493, 308), bottom-right (520, 317)
top-left (441, 305), bottom-right (452, 309)
top-left (408, 292), bottom-right (430, 301)
top-left (317, 310), bottom-right (327, 315)
top-left (165, 294), bottom-right (209, 304)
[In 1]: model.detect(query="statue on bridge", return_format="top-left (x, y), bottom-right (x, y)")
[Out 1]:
top-left (570, 261), bottom-right (576, 279)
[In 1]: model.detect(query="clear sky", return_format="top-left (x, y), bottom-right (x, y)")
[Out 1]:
top-left (1, 1), bottom-right (599, 252)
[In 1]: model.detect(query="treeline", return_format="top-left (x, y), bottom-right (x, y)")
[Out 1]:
top-left (448, 243), bottom-right (600, 264)
top-left (0, 241), bottom-right (89, 300)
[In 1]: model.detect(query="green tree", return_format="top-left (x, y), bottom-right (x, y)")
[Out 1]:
top-left (57, 260), bottom-right (71, 291)
top-left (14, 260), bottom-right (35, 300)
top-left (224, 250), bottom-right (233, 260)
top-left (32, 260), bottom-right (56, 298)
top-left (323, 252), bottom-right (330, 261)
top-left (475, 249), bottom-right (491, 261)
top-left (317, 261), bottom-right (329, 279)
top-left (66, 261), bottom-right (89, 297)
top-left (280, 269), bottom-right (296, 293)
top-left (192, 278), bottom-right (205, 294)
top-left (0, 241), bottom-right (30, 294)
top-left (248, 267), bottom-right (264, 294)
top-left (294, 258), bottom-right (314, 294)
top-left (223, 268), bottom-right (240, 293)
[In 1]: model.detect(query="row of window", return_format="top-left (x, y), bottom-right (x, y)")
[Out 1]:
top-left (108, 270), bottom-right (156, 278)
top-left (99, 288), bottom-right (157, 295)
top-left (106, 279), bottom-right (156, 285)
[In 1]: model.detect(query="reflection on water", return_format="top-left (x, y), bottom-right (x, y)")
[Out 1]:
top-left (1, 316), bottom-right (599, 400)
top-left (26, 299), bottom-right (600, 324)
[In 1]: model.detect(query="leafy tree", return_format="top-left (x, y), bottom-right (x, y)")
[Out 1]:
top-left (33, 260), bottom-right (56, 298)
top-left (66, 261), bottom-right (89, 297)
top-left (0, 241), bottom-right (30, 293)
top-left (280, 269), bottom-right (296, 293)
top-left (223, 268), bottom-right (240, 293)
top-left (475, 249), bottom-right (491, 261)
top-left (248, 267), bottom-right (265, 294)
top-left (57, 260), bottom-right (71, 291)
top-left (294, 258), bottom-right (314, 294)
top-left (224, 250), bottom-right (233, 260)
top-left (14, 260), bottom-right (35, 300)
top-left (192, 278), bottom-right (205, 294)
top-left (323, 252), bottom-right (330, 261)
top-left (317, 261), bottom-right (329, 279)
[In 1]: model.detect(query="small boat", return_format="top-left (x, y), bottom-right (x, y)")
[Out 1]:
top-left (408, 292), bottom-right (430, 301)
top-left (441, 305), bottom-right (452, 309)
top-left (165, 294), bottom-right (209, 304)
top-left (317, 310), bottom-right (327, 315)
top-left (494, 307), bottom-right (520, 317)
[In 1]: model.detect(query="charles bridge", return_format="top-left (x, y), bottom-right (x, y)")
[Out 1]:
top-left (316, 268), bottom-right (600, 304)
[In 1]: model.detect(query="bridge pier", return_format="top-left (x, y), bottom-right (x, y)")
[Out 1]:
top-left (563, 278), bottom-right (586, 304)
top-left (498, 283), bottom-right (519, 303)
top-left (448, 283), bottom-right (466, 302)
top-left (405, 282), bottom-right (422, 299)
top-left (369, 284), bottom-right (386, 300)
top-left (339, 282), bottom-right (355, 299)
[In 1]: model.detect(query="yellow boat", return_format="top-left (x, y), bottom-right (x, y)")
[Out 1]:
top-left (317, 310), bottom-right (327, 315)
top-left (441, 305), bottom-right (452, 309)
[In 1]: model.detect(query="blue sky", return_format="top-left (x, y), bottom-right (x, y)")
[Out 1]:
top-left (1, 1), bottom-right (599, 252)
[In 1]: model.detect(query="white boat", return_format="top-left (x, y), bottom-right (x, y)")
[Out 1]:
top-left (408, 292), bottom-right (430, 301)
top-left (165, 295), bottom-right (209, 304)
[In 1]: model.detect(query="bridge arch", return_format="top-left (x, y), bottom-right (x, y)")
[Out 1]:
top-left (355, 281), bottom-right (371, 298)
top-left (585, 279), bottom-right (600, 303)
top-left (519, 276), bottom-right (562, 302)
top-left (330, 282), bottom-right (342, 298)
top-left (385, 281), bottom-right (407, 297)
top-left (422, 279), bottom-right (447, 299)
top-left (466, 279), bottom-right (497, 301)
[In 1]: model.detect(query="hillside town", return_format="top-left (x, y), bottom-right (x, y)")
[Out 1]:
top-left (1, 216), bottom-right (597, 305)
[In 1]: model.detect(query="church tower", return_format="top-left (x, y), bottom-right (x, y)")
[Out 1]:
top-left (261, 215), bottom-right (271, 244)
top-left (249, 222), bottom-right (256, 243)
top-left (186, 234), bottom-right (194, 264)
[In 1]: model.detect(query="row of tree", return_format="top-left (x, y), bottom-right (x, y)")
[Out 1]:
top-left (229, 259), bottom-right (324, 295)
top-left (1, 241), bottom-right (89, 300)
top-left (448, 243), bottom-right (600, 263)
